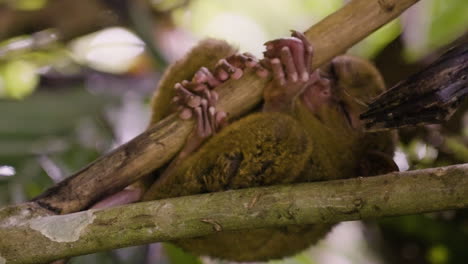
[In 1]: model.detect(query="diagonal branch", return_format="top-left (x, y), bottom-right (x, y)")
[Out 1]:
top-left (32, 0), bottom-right (421, 215)
top-left (1, 164), bottom-right (467, 264)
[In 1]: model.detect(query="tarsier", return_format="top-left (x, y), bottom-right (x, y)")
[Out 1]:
top-left (96, 31), bottom-right (396, 261)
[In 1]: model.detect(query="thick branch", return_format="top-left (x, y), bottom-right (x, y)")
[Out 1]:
top-left (33, 0), bottom-right (421, 215)
top-left (1, 164), bottom-right (467, 264)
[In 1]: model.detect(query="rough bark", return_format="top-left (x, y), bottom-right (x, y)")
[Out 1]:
top-left (361, 39), bottom-right (468, 130)
top-left (0, 164), bottom-right (467, 264)
top-left (33, 0), bottom-right (421, 215)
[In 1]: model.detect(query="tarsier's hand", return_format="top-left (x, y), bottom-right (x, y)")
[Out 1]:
top-left (262, 31), bottom-right (330, 112)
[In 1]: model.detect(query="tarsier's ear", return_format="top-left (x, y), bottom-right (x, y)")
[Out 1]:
top-left (359, 150), bottom-right (399, 177)
top-left (321, 55), bottom-right (386, 104)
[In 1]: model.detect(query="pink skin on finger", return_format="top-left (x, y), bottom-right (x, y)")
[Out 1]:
top-left (231, 68), bottom-right (243, 80)
top-left (179, 108), bottom-right (193, 120)
top-left (203, 69), bottom-right (222, 87)
top-left (280, 46), bottom-right (298, 83)
top-left (271, 58), bottom-right (286, 86)
top-left (186, 95), bottom-right (201, 108)
top-left (215, 67), bottom-right (229, 81)
top-left (208, 106), bottom-right (216, 132)
top-left (291, 30), bottom-right (313, 80)
top-left (215, 111), bottom-right (228, 130)
top-left (193, 69), bottom-right (208, 83)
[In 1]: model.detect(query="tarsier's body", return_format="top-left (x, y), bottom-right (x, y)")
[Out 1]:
top-left (133, 33), bottom-right (396, 261)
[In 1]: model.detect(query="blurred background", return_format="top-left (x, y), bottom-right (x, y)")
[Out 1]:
top-left (0, 0), bottom-right (467, 263)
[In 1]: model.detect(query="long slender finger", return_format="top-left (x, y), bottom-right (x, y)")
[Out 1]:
top-left (214, 64), bottom-right (229, 81)
top-left (285, 38), bottom-right (307, 82)
top-left (263, 38), bottom-right (302, 58)
top-left (179, 107), bottom-right (193, 120)
top-left (175, 83), bottom-right (201, 107)
top-left (218, 59), bottom-right (243, 80)
top-left (200, 99), bottom-right (212, 137)
top-left (208, 106), bottom-right (216, 133)
top-left (215, 111), bottom-right (228, 130)
top-left (197, 67), bottom-right (221, 88)
top-left (271, 58), bottom-right (285, 86)
top-left (193, 106), bottom-right (205, 137)
top-left (202, 89), bottom-right (215, 107)
top-left (185, 82), bottom-right (209, 93)
top-left (227, 53), bottom-right (259, 69)
top-left (186, 95), bottom-right (202, 108)
top-left (211, 91), bottom-right (219, 103)
top-left (291, 30), bottom-right (313, 74)
top-left (280, 46), bottom-right (298, 82)
top-left (193, 68), bottom-right (208, 83)
top-left (174, 82), bottom-right (194, 98)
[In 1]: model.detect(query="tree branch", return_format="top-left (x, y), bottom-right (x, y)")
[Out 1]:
top-left (1, 164), bottom-right (467, 264)
top-left (32, 0), bottom-right (421, 215)
top-left (361, 39), bottom-right (468, 130)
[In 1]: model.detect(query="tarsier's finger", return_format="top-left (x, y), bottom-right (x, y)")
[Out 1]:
top-left (193, 67), bottom-right (208, 83)
top-left (175, 82), bottom-right (203, 107)
top-left (174, 82), bottom-right (194, 98)
top-left (186, 82), bottom-right (209, 93)
top-left (203, 67), bottom-right (222, 88)
top-left (263, 38), bottom-right (301, 58)
top-left (179, 107), bottom-right (193, 120)
top-left (202, 89), bottom-right (217, 107)
top-left (200, 99), bottom-right (212, 138)
top-left (186, 95), bottom-right (202, 108)
top-left (214, 65), bottom-right (229, 81)
top-left (215, 111), bottom-right (228, 130)
top-left (284, 38), bottom-right (308, 82)
top-left (208, 106), bottom-right (217, 134)
top-left (181, 77), bottom-right (209, 93)
top-left (227, 53), bottom-right (258, 69)
top-left (291, 30), bottom-right (313, 74)
top-left (271, 58), bottom-right (286, 86)
top-left (193, 106), bottom-right (205, 137)
top-left (280, 46), bottom-right (298, 82)
top-left (194, 67), bottom-right (222, 88)
top-left (221, 59), bottom-right (244, 80)
top-left (211, 91), bottom-right (219, 103)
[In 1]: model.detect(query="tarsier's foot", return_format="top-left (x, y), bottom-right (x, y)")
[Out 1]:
top-left (173, 52), bottom-right (265, 157)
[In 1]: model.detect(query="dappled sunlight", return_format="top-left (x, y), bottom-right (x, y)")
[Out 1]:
top-left (71, 27), bottom-right (145, 74)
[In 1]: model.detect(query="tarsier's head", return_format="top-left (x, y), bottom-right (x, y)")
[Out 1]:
top-left (301, 55), bottom-right (386, 129)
